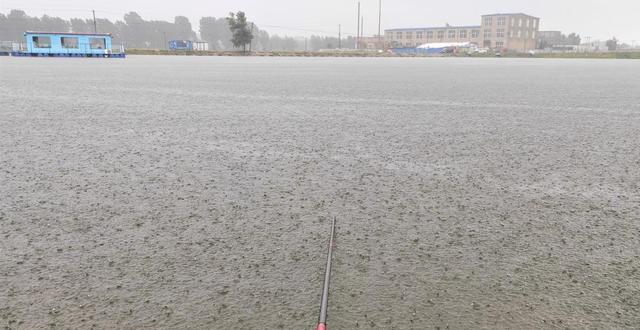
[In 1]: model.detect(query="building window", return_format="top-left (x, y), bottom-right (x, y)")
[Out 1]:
top-left (532, 31), bottom-right (536, 39)
top-left (525, 30), bottom-right (529, 39)
top-left (517, 30), bottom-right (522, 38)
top-left (497, 17), bottom-right (506, 26)
top-left (471, 30), bottom-right (479, 38)
top-left (526, 19), bottom-right (530, 28)
top-left (448, 30), bottom-right (456, 38)
top-left (484, 30), bottom-right (491, 38)
top-left (496, 41), bottom-right (504, 48)
top-left (397, 32), bottom-right (403, 39)
top-left (533, 20), bottom-right (538, 28)
top-left (437, 30), bottom-right (444, 39)
top-left (519, 19), bottom-right (523, 27)
top-left (416, 31), bottom-right (423, 39)
top-left (509, 31), bottom-right (514, 38)
top-left (406, 32), bottom-right (413, 39)
top-left (484, 17), bottom-right (492, 26)
top-left (496, 29), bottom-right (505, 38)
top-left (90, 37), bottom-right (106, 49)
top-left (459, 30), bottom-right (467, 38)
top-left (33, 36), bottom-right (51, 48)
top-left (427, 31), bottom-right (434, 38)
top-left (61, 37), bottom-right (79, 49)
top-left (511, 18), bottom-right (515, 27)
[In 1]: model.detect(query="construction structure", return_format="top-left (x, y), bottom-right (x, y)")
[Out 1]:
top-left (192, 41), bottom-right (209, 51)
top-left (385, 13), bottom-right (540, 52)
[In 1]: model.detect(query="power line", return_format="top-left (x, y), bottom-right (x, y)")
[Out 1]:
top-left (256, 24), bottom-right (357, 37)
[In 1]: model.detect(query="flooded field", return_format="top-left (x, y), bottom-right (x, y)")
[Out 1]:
top-left (1, 56), bottom-right (639, 329)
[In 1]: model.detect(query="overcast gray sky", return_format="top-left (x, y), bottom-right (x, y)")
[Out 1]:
top-left (2, 0), bottom-right (639, 42)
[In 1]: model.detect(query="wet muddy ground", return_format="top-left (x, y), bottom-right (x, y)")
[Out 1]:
top-left (1, 56), bottom-right (639, 329)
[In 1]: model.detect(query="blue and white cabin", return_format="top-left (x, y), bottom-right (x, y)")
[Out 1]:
top-left (13, 32), bottom-right (125, 58)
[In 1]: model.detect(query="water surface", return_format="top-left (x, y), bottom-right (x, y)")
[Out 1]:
top-left (1, 56), bottom-right (639, 329)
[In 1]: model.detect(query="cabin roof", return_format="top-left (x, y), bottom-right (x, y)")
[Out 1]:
top-left (25, 31), bottom-right (112, 37)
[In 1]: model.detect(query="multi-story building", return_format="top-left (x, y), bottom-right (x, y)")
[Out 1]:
top-left (385, 13), bottom-right (540, 52)
top-left (385, 25), bottom-right (481, 49)
top-left (480, 13), bottom-right (539, 51)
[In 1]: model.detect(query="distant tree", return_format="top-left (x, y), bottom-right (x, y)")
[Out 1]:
top-left (174, 16), bottom-right (196, 40)
top-left (200, 16), bottom-right (233, 50)
top-left (123, 12), bottom-right (147, 47)
top-left (37, 15), bottom-right (69, 32)
top-left (3, 10), bottom-right (31, 41)
top-left (606, 37), bottom-right (618, 51)
top-left (0, 8), bottom-right (302, 51)
top-left (70, 18), bottom-right (91, 33)
top-left (537, 39), bottom-right (551, 49)
top-left (253, 30), bottom-right (268, 51)
top-left (227, 11), bottom-right (253, 52)
top-left (565, 33), bottom-right (581, 45)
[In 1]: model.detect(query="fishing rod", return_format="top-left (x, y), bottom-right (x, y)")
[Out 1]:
top-left (316, 216), bottom-right (336, 330)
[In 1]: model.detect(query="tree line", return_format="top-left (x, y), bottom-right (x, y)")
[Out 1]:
top-left (537, 32), bottom-right (582, 49)
top-left (0, 9), bottom-right (356, 51)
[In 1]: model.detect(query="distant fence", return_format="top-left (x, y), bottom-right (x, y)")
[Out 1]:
top-left (0, 41), bottom-right (24, 52)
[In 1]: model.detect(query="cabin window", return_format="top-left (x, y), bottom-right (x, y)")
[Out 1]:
top-left (61, 37), bottom-right (79, 49)
top-left (90, 38), bottom-right (106, 49)
top-left (33, 36), bottom-right (51, 48)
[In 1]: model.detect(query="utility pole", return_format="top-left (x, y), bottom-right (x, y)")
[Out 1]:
top-left (361, 16), bottom-right (364, 49)
top-left (378, 0), bottom-right (382, 49)
top-left (163, 31), bottom-right (167, 50)
top-left (584, 36), bottom-right (592, 52)
top-left (92, 10), bottom-right (97, 33)
top-left (338, 24), bottom-right (342, 49)
top-left (356, 2), bottom-right (360, 49)
top-left (249, 22), bottom-right (254, 53)
top-left (378, 0), bottom-right (382, 37)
